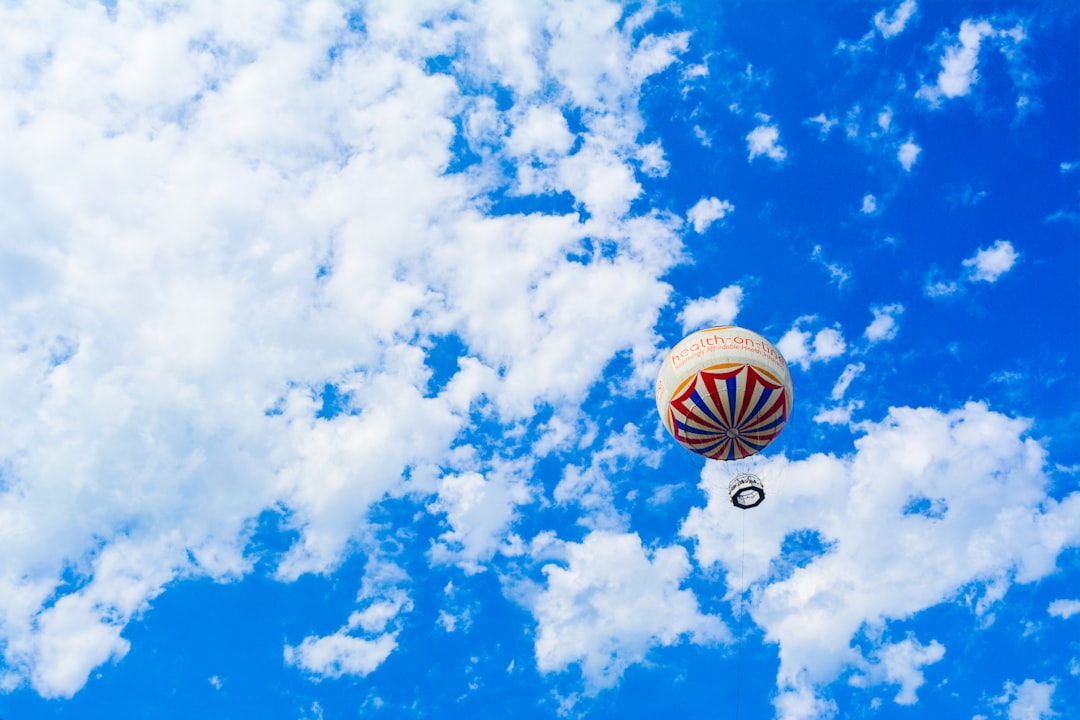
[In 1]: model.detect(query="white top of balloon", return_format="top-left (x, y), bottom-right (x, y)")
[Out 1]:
top-left (655, 326), bottom-right (793, 509)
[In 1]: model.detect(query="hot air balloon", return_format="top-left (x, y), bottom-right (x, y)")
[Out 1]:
top-left (655, 326), bottom-right (793, 508)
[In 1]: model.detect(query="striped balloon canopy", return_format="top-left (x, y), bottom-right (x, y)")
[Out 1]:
top-left (655, 326), bottom-right (793, 461)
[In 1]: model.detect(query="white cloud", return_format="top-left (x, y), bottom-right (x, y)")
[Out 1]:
top-left (0, 0), bottom-right (693, 695)
top-left (747, 120), bottom-right (788, 162)
top-left (837, 0), bottom-right (916, 54)
top-left (812, 399), bottom-right (864, 427)
top-left (864, 303), bottom-right (904, 343)
top-left (529, 530), bottom-right (726, 692)
top-left (898, 139), bottom-right (921, 171)
top-left (817, 360), bottom-right (868, 428)
top-left (805, 113), bottom-right (838, 139)
top-left (1045, 209), bottom-right (1080, 226)
top-left (285, 582), bottom-right (410, 679)
top-left (813, 329), bottom-right (847, 360)
top-left (687, 196), bottom-right (735, 233)
top-left (851, 635), bottom-right (945, 705)
top-left (877, 106), bottom-right (894, 131)
top-left (831, 363), bottom-right (866, 401)
top-left (1048, 598), bottom-right (1080, 619)
top-left (348, 591), bottom-right (412, 635)
top-left (917, 19), bottom-right (1027, 108)
top-left (924, 269), bottom-right (960, 298)
top-left (554, 423), bottom-right (662, 531)
top-left (678, 285), bottom-right (744, 334)
top-left (874, 0), bottom-right (918, 39)
top-left (812, 244), bottom-right (851, 286)
top-left (778, 318), bottom-right (847, 370)
top-left (963, 239), bottom-right (1019, 282)
top-left (996, 679), bottom-right (1057, 720)
top-left (285, 631), bottom-right (399, 680)
top-left (428, 468), bottom-right (532, 573)
top-left (861, 194), bottom-right (878, 214)
top-left (681, 402), bottom-right (1080, 714)
top-left (1061, 161), bottom-right (1079, 173)
top-left (636, 141), bottom-right (670, 177)
top-left (918, 19), bottom-right (995, 104)
top-left (814, 400), bottom-right (865, 427)
top-left (506, 105), bottom-right (575, 159)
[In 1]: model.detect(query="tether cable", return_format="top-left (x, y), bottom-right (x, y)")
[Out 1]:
top-left (734, 508), bottom-right (746, 720)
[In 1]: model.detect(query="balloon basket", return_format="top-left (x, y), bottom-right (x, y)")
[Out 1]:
top-left (728, 473), bottom-right (765, 509)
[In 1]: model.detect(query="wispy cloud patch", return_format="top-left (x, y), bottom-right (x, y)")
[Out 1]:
top-left (831, 362), bottom-right (867, 401)
top-left (806, 113), bottom-right (839, 139)
top-left (917, 18), bottom-right (1028, 108)
top-left (874, 0), bottom-right (918, 39)
top-left (814, 401), bottom-right (865, 426)
top-left (812, 245), bottom-right (852, 286)
top-left (924, 273), bottom-right (960, 298)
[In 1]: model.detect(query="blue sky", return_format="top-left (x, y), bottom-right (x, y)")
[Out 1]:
top-left (0, 1), bottom-right (1077, 719)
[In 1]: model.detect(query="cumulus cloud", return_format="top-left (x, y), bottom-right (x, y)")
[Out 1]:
top-left (506, 105), bottom-right (575, 159)
top-left (778, 318), bottom-right (847, 370)
top-left (678, 285), bottom-right (744, 334)
top-left (747, 118), bottom-right (788, 162)
top-left (681, 402), bottom-right (1080, 716)
top-left (861, 194), bottom-right (878, 214)
top-left (964, 239), bottom-right (1019, 282)
top-left (995, 678), bottom-right (1057, 720)
top-left (0, 0), bottom-right (691, 695)
top-left (687, 196), bottom-right (735, 233)
top-left (428, 468), bottom-right (532, 573)
top-left (864, 303), bottom-right (904, 343)
top-left (529, 531), bottom-right (726, 692)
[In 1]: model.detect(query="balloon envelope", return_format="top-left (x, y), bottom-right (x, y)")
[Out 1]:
top-left (655, 326), bottom-right (793, 461)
